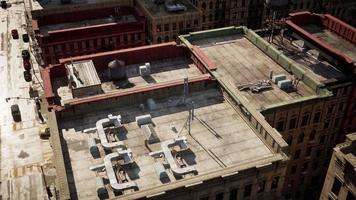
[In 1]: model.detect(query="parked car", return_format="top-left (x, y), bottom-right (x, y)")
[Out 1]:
top-left (11, 29), bottom-right (18, 39)
top-left (21, 50), bottom-right (30, 60)
top-left (23, 59), bottom-right (31, 70)
top-left (39, 126), bottom-right (50, 139)
top-left (1, 0), bottom-right (7, 9)
top-left (22, 34), bottom-right (29, 43)
top-left (11, 104), bottom-right (21, 122)
top-left (23, 70), bottom-right (32, 82)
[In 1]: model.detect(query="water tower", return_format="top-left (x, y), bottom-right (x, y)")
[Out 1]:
top-left (264, 0), bottom-right (289, 42)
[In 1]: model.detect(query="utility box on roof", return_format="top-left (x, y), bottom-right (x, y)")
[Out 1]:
top-left (278, 79), bottom-right (292, 90)
top-left (272, 74), bottom-right (286, 83)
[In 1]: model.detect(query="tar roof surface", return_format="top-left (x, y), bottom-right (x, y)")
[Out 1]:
top-left (301, 24), bottom-right (356, 61)
top-left (271, 37), bottom-right (348, 83)
top-left (137, 0), bottom-right (198, 18)
top-left (39, 15), bottom-right (136, 34)
top-left (58, 88), bottom-right (274, 199)
top-left (53, 57), bottom-right (202, 104)
top-left (190, 34), bottom-right (316, 109)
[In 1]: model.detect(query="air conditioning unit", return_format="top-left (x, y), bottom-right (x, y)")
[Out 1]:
top-left (139, 65), bottom-right (150, 76)
top-left (272, 74), bottom-right (286, 83)
top-left (278, 79), bottom-right (292, 90)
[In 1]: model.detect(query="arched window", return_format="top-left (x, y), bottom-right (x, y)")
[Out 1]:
top-left (164, 36), bottom-right (169, 42)
top-left (209, 1), bottom-right (213, 9)
top-left (209, 14), bottom-right (213, 22)
top-left (309, 130), bottom-right (316, 141)
top-left (202, 15), bottom-right (206, 22)
top-left (157, 37), bottom-right (162, 43)
top-left (202, 2), bottom-right (206, 10)
top-left (298, 132), bottom-right (304, 144)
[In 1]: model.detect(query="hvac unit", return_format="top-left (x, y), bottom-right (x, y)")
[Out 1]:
top-left (272, 74), bottom-right (286, 83)
top-left (278, 79), bottom-right (292, 90)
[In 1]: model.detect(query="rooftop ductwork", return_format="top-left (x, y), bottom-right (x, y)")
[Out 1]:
top-left (96, 114), bottom-right (125, 150)
top-left (90, 151), bottom-right (137, 192)
top-left (150, 137), bottom-right (197, 177)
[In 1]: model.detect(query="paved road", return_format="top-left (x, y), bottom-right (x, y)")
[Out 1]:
top-left (0, 1), bottom-right (52, 199)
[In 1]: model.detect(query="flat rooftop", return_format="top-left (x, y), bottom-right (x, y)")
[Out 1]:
top-left (39, 15), bottom-right (136, 34)
top-left (53, 57), bottom-right (202, 104)
top-left (58, 88), bottom-right (275, 199)
top-left (301, 24), bottom-right (356, 61)
top-left (137, 0), bottom-right (198, 17)
top-left (189, 34), bottom-right (316, 109)
top-left (271, 37), bottom-right (348, 83)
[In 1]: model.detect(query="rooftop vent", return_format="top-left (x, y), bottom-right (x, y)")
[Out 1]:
top-left (165, 0), bottom-right (187, 12)
top-left (265, 0), bottom-right (289, 9)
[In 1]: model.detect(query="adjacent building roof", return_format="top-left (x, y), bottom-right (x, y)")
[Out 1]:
top-left (136, 0), bottom-right (199, 18)
top-left (179, 27), bottom-right (329, 111)
top-left (286, 12), bottom-right (356, 74)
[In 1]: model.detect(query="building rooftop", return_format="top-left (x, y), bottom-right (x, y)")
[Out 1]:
top-left (58, 87), bottom-right (277, 199)
top-left (32, 6), bottom-right (142, 36)
top-left (301, 24), bottom-right (356, 61)
top-left (38, 15), bottom-right (136, 34)
top-left (180, 28), bottom-right (318, 110)
top-left (137, 0), bottom-right (198, 18)
top-left (269, 37), bottom-right (350, 84)
top-left (286, 12), bottom-right (356, 74)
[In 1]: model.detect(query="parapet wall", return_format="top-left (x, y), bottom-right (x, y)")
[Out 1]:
top-left (58, 75), bottom-right (216, 118)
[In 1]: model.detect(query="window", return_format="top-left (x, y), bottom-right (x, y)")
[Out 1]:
top-left (316, 149), bottom-right (322, 157)
top-left (164, 24), bottom-right (169, 31)
top-left (327, 106), bottom-right (334, 115)
top-left (331, 178), bottom-right (342, 195)
top-left (194, 19), bottom-right (198, 25)
top-left (286, 136), bottom-right (293, 145)
top-left (301, 162), bottom-right (308, 172)
top-left (342, 86), bottom-right (349, 95)
top-left (244, 184), bottom-right (252, 197)
top-left (338, 102), bottom-right (345, 112)
top-left (301, 113), bottom-right (310, 126)
top-left (215, 192), bottom-right (224, 200)
top-left (209, 1), bottom-right (213, 9)
top-left (241, 11), bottom-right (245, 18)
top-left (312, 162), bottom-right (318, 171)
top-left (179, 22), bottom-right (184, 30)
top-left (289, 117), bottom-right (297, 129)
top-left (335, 118), bottom-right (341, 127)
top-left (172, 23), bottom-right (177, 30)
top-left (294, 149), bottom-right (301, 159)
top-left (164, 36), bottom-right (169, 42)
top-left (157, 37), bottom-right (162, 43)
top-left (242, 0), bottom-right (245, 6)
top-left (346, 192), bottom-right (356, 200)
top-left (276, 120), bottom-right (285, 132)
top-left (298, 133), bottom-right (304, 144)
top-left (313, 112), bottom-right (321, 123)
top-left (324, 120), bottom-right (330, 129)
top-left (257, 180), bottom-right (266, 193)
top-left (156, 24), bottom-right (161, 32)
top-left (309, 130), bottom-right (316, 141)
top-left (209, 14), bottom-right (213, 22)
top-left (319, 135), bottom-right (326, 144)
top-left (306, 147), bottom-right (312, 157)
top-left (271, 177), bottom-right (279, 189)
top-left (291, 165), bottom-right (297, 174)
top-left (202, 15), bottom-right (206, 22)
top-left (229, 188), bottom-right (238, 200)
